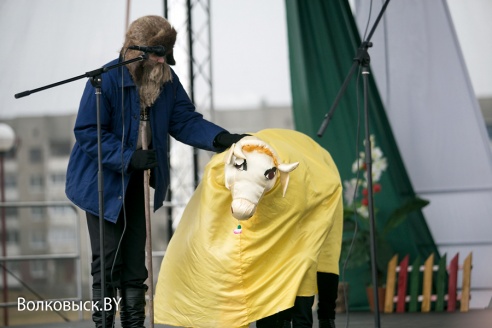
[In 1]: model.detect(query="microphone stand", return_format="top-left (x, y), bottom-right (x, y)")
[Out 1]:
top-left (317, 1), bottom-right (391, 327)
top-left (15, 54), bottom-right (148, 328)
top-left (140, 108), bottom-right (155, 328)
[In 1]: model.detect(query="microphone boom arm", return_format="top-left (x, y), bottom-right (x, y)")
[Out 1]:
top-left (14, 54), bottom-right (148, 99)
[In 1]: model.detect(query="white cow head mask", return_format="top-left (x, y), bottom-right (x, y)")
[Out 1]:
top-left (224, 136), bottom-right (299, 220)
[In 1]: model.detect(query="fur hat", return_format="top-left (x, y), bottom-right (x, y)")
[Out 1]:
top-left (122, 15), bottom-right (177, 65)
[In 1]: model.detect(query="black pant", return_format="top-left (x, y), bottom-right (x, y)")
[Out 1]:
top-left (87, 171), bottom-right (148, 290)
top-left (256, 296), bottom-right (314, 328)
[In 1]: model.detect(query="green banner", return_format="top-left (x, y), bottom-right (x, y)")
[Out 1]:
top-left (285, 0), bottom-right (439, 310)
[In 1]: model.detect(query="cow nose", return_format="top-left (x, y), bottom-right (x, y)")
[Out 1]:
top-left (231, 199), bottom-right (256, 220)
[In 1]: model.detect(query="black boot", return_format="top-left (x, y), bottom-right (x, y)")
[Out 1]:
top-left (281, 320), bottom-right (292, 328)
top-left (319, 318), bottom-right (336, 328)
top-left (317, 273), bottom-right (339, 328)
top-left (92, 288), bottom-right (116, 328)
top-left (120, 287), bottom-right (147, 328)
top-left (257, 317), bottom-right (292, 328)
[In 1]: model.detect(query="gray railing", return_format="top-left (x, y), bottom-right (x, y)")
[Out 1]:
top-left (0, 200), bottom-right (83, 324)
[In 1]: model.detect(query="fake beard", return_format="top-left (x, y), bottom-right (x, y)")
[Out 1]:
top-left (129, 60), bottom-right (172, 109)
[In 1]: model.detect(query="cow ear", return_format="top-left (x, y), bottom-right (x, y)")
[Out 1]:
top-left (278, 162), bottom-right (299, 197)
top-left (224, 143), bottom-right (236, 164)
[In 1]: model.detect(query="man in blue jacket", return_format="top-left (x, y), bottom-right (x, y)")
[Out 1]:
top-left (65, 15), bottom-right (244, 328)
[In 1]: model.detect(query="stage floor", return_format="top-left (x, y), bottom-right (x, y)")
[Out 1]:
top-left (9, 309), bottom-right (492, 328)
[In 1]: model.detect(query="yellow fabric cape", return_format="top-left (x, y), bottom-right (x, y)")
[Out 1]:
top-left (154, 129), bottom-right (343, 328)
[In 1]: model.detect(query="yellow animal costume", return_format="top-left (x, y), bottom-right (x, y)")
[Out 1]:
top-left (154, 129), bottom-right (343, 327)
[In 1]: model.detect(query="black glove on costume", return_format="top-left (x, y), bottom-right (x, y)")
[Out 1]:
top-left (213, 132), bottom-right (250, 150)
top-left (129, 149), bottom-right (158, 171)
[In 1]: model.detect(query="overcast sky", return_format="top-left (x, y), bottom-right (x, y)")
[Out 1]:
top-left (0, 0), bottom-right (490, 119)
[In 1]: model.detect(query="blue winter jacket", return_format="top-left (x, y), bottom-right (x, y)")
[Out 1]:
top-left (65, 58), bottom-right (226, 223)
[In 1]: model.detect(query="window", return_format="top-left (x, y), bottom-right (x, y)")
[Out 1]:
top-left (50, 173), bottom-right (66, 186)
top-left (50, 140), bottom-right (72, 157)
top-left (30, 260), bottom-right (47, 279)
top-left (30, 175), bottom-right (44, 191)
top-left (31, 207), bottom-right (44, 221)
top-left (3, 146), bottom-right (17, 160)
top-left (29, 231), bottom-right (46, 249)
top-left (4, 174), bottom-right (16, 189)
top-left (487, 124), bottom-right (492, 140)
top-left (49, 227), bottom-right (75, 244)
top-left (6, 230), bottom-right (20, 244)
top-left (5, 207), bottom-right (18, 219)
top-left (29, 148), bottom-right (42, 163)
top-left (50, 205), bottom-right (74, 217)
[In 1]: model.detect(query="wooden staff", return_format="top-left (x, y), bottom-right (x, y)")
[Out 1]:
top-left (140, 110), bottom-right (154, 328)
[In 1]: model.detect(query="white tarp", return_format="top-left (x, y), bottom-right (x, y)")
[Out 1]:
top-left (354, 0), bottom-right (492, 308)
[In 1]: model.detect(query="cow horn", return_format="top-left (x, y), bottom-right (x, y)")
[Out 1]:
top-left (233, 142), bottom-right (246, 159)
top-left (278, 162), bottom-right (300, 197)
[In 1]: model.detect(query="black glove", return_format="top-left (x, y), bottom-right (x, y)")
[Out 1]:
top-left (213, 132), bottom-right (250, 150)
top-left (128, 149), bottom-right (158, 171)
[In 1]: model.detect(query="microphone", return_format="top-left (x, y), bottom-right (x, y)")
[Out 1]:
top-left (128, 45), bottom-right (166, 57)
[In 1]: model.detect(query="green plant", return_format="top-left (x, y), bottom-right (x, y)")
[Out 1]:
top-left (340, 135), bottom-right (429, 285)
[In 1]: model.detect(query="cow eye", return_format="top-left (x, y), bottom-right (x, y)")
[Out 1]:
top-left (234, 159), bottom-right (247, 171)
top-left (264, 167), bottom-right (277, 180)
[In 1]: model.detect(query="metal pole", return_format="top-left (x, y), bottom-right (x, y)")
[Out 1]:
top-left (125, 0), bottom-right (131, 30)
top-left (141, 110), bottom-right (154, 328)
top-left (75, 207), bottom-right (83, 320)
top-left (207, 0), bottom-right (215, 123)
top-left (0, 154), bottom-right (8, 327)
top-left (363, 66), bottom-right (381, 327)
top-left (186, 0), bottom-right (200, 188)
top-left (163, 0), bottom-right (174, 244)
top-left (94, 81), bottom-right (107, 328)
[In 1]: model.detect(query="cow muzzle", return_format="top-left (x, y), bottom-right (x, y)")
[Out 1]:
top-left (230, 199), bottom-right (257, 220)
